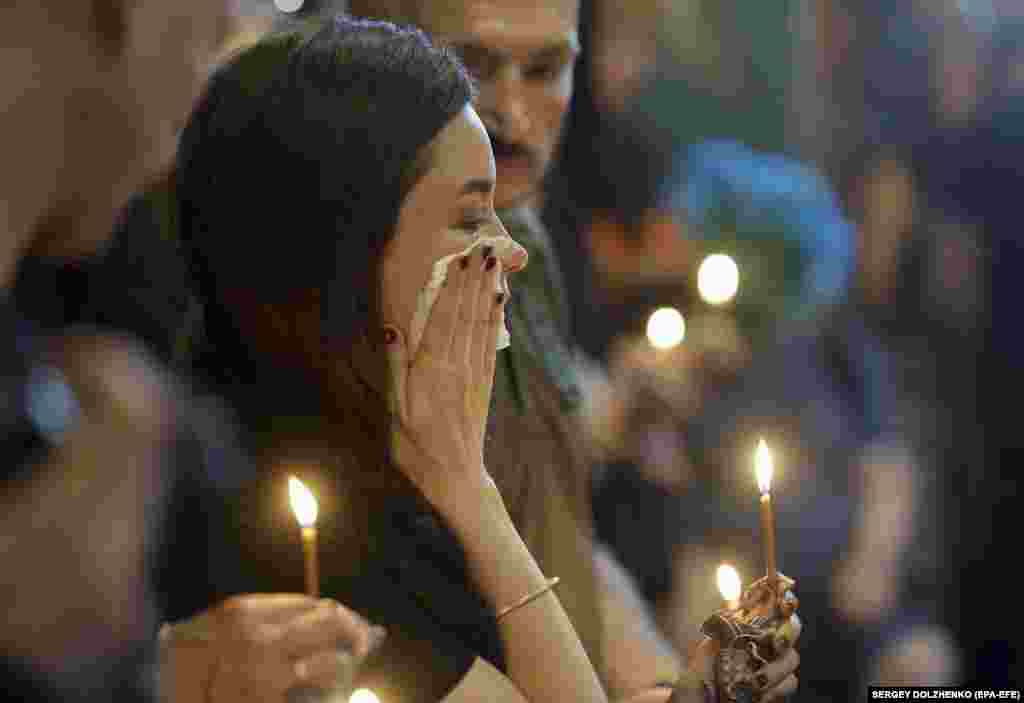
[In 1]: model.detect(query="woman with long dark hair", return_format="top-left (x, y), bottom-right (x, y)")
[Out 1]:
top-left (162, 15), bottom-right (608, 703)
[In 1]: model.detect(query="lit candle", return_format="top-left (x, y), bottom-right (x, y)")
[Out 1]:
top-left (755, 439), bottom-right (777, 584)
top-left (288, 476), bottom-right (319, 597)
top-left (697, 253), bottom-right (740, 306)
top-left (646, 307), bottom-right (686, 351)
top-left (716, 564), bottom-right (742, 611)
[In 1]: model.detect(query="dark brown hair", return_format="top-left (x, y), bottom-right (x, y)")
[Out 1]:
top-left (176, 15), bottom-right (475, 509)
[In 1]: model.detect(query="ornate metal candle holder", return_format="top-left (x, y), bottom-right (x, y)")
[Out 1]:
top-left (700, 574), bottom-right (801, 703)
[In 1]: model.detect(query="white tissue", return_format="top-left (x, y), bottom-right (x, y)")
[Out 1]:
top-left (409, 237), bottom-right (513, 355)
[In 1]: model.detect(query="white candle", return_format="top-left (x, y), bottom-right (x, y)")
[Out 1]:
top-left (288, 476), bottom-right (319, 597)
top-left (755, 439), bottom-right (777, 584)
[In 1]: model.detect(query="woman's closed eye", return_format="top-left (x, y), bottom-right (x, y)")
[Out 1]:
top-left (525, 58), bottom-right (568, 83)
top-left (457, 216), bottom-right (491, 235)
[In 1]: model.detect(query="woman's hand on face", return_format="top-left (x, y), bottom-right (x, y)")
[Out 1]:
top-left (159, 594), bottom-right (386, 703)
top-left (386, 244), bottom-right (505, 508)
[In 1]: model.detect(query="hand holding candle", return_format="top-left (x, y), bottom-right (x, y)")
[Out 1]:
top-left (696, 439), bottom-right (801, 702)
top-left (288, 476), bottom-right (319, 598)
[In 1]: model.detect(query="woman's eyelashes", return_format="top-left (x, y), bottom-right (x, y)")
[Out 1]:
top-left (456, 215), bottom-right (491, 235)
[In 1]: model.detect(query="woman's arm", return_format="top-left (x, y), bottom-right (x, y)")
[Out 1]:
top-left (592, 544), bottom-right (683, 696)
top-left (446, 476), bottom-right (608, 703)
top-left (386, 248), bottom-right (607, 703)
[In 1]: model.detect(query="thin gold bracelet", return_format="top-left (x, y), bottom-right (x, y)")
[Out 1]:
top-left (496, 577), bottom-right (561, 620)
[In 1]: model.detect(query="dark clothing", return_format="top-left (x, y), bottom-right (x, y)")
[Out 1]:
top-left (226, 443), bottom-right (504, 702)
top-left (0, 656), bottom-right (65, 703)
top-left (80, 191), bottom-right (194, 364)
top-left (150, 395), bottom-right (250, 623)
top-left (76, 191), bottom-right (495, 694)
top-left (937, 103), bottom-right (1024, 687)
top-left (152, 349), bottom-right (505, 703)
top-left (0, 651), bottom-right (156, 703)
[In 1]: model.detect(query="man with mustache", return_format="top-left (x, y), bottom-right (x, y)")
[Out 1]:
top-left (346, 2), bottom-right (800, 701)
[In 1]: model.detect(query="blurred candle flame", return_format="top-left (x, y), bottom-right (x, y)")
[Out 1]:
top-left (697, 254), bottom-right (740, 305)
top-left (717, 564), bottom-right (742, 604)
top-left (755, 439), bottom-right (773, 495)
top-left (349, 690), bottom-right (381, 703)
top-left (274, 0), bottom-right (304, 13)
top-left (288, 476), bottom-right (318, 528)
top-left (646, 307), bottom-right (686, 350)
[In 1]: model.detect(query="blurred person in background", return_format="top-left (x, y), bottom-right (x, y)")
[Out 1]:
top-left (929, 13), bottom-right (1024, 686)
top-left (682, 139), bottom-right (979, 699)
top-left (550, 35), bottom-right (974, 695)
top-left (0, 0), bottom-right (235, 700)
top-left (567, 2), bottom-right (991, 696)
top-left (551, 67), bottom-right (858, 697)
top-left (3, 4), bottom-right (388, 703)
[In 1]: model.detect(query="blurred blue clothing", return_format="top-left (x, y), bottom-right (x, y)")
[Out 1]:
top-left (667, 139), bottom-right (856, 324)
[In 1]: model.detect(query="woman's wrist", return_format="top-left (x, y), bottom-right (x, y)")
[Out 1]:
top-left (429, 460), bottom-right (509, 524)
top-left (442, 483), bottom-right (550, 612)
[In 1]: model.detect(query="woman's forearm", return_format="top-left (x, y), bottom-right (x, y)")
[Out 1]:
top-left (446, 478), bottom-right (608, 703)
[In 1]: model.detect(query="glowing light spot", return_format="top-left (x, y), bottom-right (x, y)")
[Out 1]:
top-left (717, 564), bottom-right (742, 604)
top-left (755, 439), bottom-right (773, 495)
top-left (697, 254), bottom-right (740, 305)
top-left (646, 307), bottom-right (686, 350)
top-left (274, 0), bottom-right (304, 13)
top-left (349, 690), bottom-right (381, 703)
top-left (288, 476), bottom-right (318, 528)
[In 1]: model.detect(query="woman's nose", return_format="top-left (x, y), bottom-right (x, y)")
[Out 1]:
top-left (501, 240), bottom-right (528, 274)
top-left (493, 221), bottom-right (528, 274)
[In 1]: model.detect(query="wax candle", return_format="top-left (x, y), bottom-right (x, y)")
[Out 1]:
top-left (288, 476), bottom-right (319, 597)
top-left (755, 439), bottom-right (777, 583)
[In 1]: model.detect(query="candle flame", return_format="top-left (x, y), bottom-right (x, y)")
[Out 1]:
top-left (697, 253), bottom-right (740, 306)
top-left (755, 438), bottom-right (773, 494)
top-left (288, 476), bottom-right (318, 528)
top-left (646, 307), bottom-right (686, 350)
top-left (349, 690), bottom-right (381, 703)
top-left (717, 564), bottom-right (742, 603)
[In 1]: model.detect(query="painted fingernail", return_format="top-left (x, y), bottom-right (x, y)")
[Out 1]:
top-left (460, 256), bottom-right (469, 270)
top-left (481, 245), bottom-right (493, 260)
top-left (756, 673), bottom-right (769, 690)
top-left (485, 256), bottom-right (497, 271)
top-left (495, 292), bottom-right (505, 305)
top-left (383, 328), bottom-right (397, 345)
